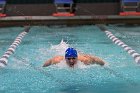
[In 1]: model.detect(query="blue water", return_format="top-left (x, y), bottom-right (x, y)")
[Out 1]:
top-left (0, 25), bottom-right (140, 93)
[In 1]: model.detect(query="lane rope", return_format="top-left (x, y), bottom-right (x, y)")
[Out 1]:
top-left (97, 24), bottom-right (140, 64)
top-left (0, 26), bottom-right (31, 67)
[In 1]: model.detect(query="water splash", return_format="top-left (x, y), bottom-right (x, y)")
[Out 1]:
top-left (53, 60), bottom-right (90, 69)
top-left (50, 39), bottom-right (69, 56)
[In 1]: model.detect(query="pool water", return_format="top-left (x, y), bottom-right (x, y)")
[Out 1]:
top-left (0, 25), bottom-right (140, 93)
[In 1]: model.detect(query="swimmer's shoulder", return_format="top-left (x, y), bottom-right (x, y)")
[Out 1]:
top-left (78, 54), bottom-right (93, 65)
top-left (77, 54), bottom-right (87, 63)
top-left (52, 56), bottom-right (64, 64)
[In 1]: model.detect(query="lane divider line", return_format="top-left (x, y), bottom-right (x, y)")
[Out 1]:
top-left (0, 26), bottom-right (31, 67)
top-left (97, 24), bottom-right (140, 64)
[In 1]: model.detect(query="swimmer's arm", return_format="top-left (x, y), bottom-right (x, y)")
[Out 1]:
top-left (43, 56), bottom-right (64, 67)
top-left (90, 56), bottom-right (105, 66)
top-left (79, 54), bottom-right (105, 66)
top-left (43, 59), bottom-right (52, 67)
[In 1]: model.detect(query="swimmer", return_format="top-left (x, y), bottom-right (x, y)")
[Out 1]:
top-left (43, 48), bottom-right (105, 68)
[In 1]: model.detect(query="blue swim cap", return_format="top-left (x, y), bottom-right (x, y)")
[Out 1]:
top-left (65, 48), bottom-right (78, 58)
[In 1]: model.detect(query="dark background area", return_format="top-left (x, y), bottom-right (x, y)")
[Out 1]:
top-left (5, 0), bottom-right (120, 16)
top-left (7, 0), bottom-right (119, 4)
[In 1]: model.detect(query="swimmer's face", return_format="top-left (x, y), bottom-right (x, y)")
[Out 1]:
top-left (65, 57), bottom-right (78, 67)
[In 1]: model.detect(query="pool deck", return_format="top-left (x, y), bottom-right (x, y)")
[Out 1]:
top-left (0, 15), bottom-right (140, 27)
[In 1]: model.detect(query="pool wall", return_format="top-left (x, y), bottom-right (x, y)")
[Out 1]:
top-left (0, 2), bottom-right (140, 27)
top-left (5, 3), bottom-right (119, 16)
